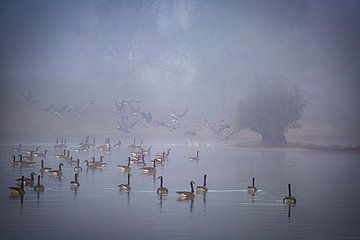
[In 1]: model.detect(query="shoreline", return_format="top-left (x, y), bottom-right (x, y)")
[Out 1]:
top-left (233, 141), bottom-right (360, 152)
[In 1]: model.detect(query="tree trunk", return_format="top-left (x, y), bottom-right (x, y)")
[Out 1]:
top-left (261, 131), bottom-right (286, 147)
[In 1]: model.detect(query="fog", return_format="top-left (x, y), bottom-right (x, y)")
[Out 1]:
top-left (0, 0), bottom-right (359, 144)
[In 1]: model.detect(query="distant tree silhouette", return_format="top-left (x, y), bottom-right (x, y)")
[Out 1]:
top-left (238, 79), bottom-right (307, 147)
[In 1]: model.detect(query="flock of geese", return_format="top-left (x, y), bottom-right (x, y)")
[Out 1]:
top-left (8, 139), bottom-right (297, 206)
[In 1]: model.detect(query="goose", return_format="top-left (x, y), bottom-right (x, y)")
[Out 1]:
top-left (177, 181), bottom-right (195, 200)
top-left (22, 151), bottom-right (34, 162)
top-left (12, 155), bottom-right (22, 165)
top-left (130, 154), bottom-right (145, 165)
top-left (157, 176), bottom-right (168, 195)
top-left (128, 138), bottom-right (136, 148)
top-left (49, 163), bottom-right (64, 176)
top-left (16, 172), bottom-right (36, 186)
top-left (73, 159), bottom-right (82, 172)
top-left (84, 160), bottom-right (99, 170)
top-left (16, 154), bottom-right (35, 167)
top-left (9, 176), bottom-right (25, 196)
top-left (33, 149), bottom-right (48, 158)
top-left (40, 160), bottom-right (52, 173)
top-left (119, 173), bottom-right (131, 191)
top-left (69, 173), bottom-right (80, 189)
top-left (69, 156), bottom-right (78, 165)
top-left (247, 177), bottom-right (257, 192)
top-left (92, 156), bottom-right (108, 167)
top-left (189, 151), bottom-right (200, 161)
top-left (113, 140), bottom-right (122, 149)
top-left (34, 175), bottom-right (45, 192)
top-left (283, 184), bottom-right (297, 205)
top-left (55, 149), bottom-right (66, 159)
top-left (196, 174), bottom-right (208, 193)
top-left (141, 161), bottom-right (156, 175)
top-left (118, 157), bottom-right (131, 173)
top-left (12, 144), bottom-right (22, 152)
top-left (153, 152), bottom-right (166, 163)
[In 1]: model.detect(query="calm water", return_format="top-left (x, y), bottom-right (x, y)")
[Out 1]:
top-left (1, 140), bottom-right (360, 240)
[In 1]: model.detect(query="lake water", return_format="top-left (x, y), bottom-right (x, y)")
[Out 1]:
top-left (1, 140), bottom-right (360, 240)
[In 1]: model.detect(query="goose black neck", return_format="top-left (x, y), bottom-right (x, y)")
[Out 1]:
top-left (20, 176), bottom-right (24, 189)
top-left (13, 155), bottom-right (16, 162)
top-left (203, 175), bottom-right (207, 186)
top-left (127, 174), bottom-right (131, 185)
top-left (77, 159), bottom-right (80, 166)
top-left (59, 164), bottom-right (63, 171)
top-left (75, 174), bottom-right (78, 182)
top-left (160, 177), bottom-right (163, 188)
top-left (127, 157), bottom-right (131, 166)
top-left (190, 181), bottom-right (194, 193)
top-left (31, 172), bottom-right (35, 181)
top-left (252, 177), bottom-right (255, 187)
top-left (288, 184), bottom-right (292, 197)
top-left (100, 156), bottom-right (104, 162)
top-left (37, 175), bottom-right (41, 185)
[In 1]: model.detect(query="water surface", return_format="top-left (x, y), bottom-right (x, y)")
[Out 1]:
top-left (1, 141), bottom-right (360, 240)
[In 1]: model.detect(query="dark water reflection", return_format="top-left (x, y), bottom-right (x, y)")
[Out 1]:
top-left (1, 141), bottom-right (360, 239)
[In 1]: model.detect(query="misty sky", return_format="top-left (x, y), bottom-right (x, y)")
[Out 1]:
top-left (0, 0), bottom-right (359, 143)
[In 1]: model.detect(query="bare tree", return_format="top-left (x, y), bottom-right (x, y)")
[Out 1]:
top-left (238, 79), bottom-right (307, 147)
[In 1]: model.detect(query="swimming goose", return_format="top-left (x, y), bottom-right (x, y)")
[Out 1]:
top-left (9, 176), bottom-right (25, 196)
top-left (196, 174), bottom-right (208, 193)
top-left (177, 181), bottom-right (195, 200)
top-left (49, 163), bottom-right (64, 176)
top-left (12, 155), bottom-right (22, 165)
top-left (69, 173), bottom-right (80, 189)
top-left (34, 175), bottom-right (45, 192)
top-left (16, 172), bottom-right (36, 186)
top-left (92, 156), bottom-right (108, 167)
top-left (33, 149), bottom-right (48, 158)
top-left (119, 173), bottom-right (131, 191)
top-left (113, 140), bottom-right (122, 149)
top-left (157, 176), bottom-right (168, 195)
top-left (12, 144), bottom-right (22, 152)
top-left (130, 154), bottom-right (145, 165)
top-left (73, 159), bottom-right (82, 172)
top-left (141, 161), bottom-right (156, 175)
top-left (247, 177), bottom-right (257, 192)
top-left (188, 151), bottom-right (200, 161)
top-left (283, 184), bottom-right (297, 205)
top-left (55, 149), bottom-right (66, 159)
top-left (118, 157), bottom-right (131, 173)
top-left (128, 138), bottom-right (137, 148)
top-left (40, 160), bottom-right (52, 173)
top-left (22, 151), bottom-right (34, 162)
top-left (84, 160), bottom-right (99, 170)
top-left (69, 156), bottom-right (78, 165)
top-left (17, 154), bottom-right (36, 167)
